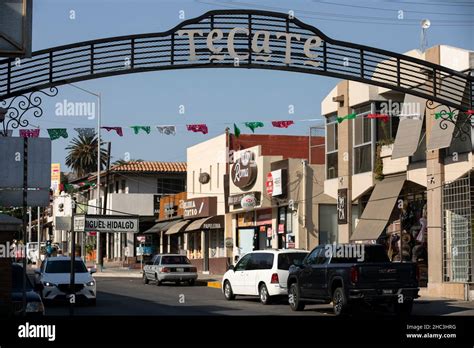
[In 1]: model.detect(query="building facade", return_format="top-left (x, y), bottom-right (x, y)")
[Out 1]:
top-left (321, 45), bottom-right (474, 300)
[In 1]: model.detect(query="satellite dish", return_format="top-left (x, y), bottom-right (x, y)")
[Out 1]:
top-left (421, 19), bottom-right (431, 29)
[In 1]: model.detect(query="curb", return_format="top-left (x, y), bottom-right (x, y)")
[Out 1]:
top-left (207, 281), bottom-right (221, 289)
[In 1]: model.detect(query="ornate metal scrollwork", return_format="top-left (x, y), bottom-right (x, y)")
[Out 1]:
top-left (0, 87), bottom-right (58, 136)
top-left (427, 99), bottom-right (472, 142)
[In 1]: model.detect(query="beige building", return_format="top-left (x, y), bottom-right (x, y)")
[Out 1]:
top-left (321, 45), bottom-right (474, 300)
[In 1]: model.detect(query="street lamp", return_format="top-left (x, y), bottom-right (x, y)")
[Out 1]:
top-left (67, 83), bottom-right (102, 269)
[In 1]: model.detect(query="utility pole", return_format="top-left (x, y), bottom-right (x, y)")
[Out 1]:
top-left (37, 207), bottom-right (41, 264)
top-left (69, 198), bottom-right (76, 316)
top-left (102, 142), bottom-right (112, 263)
top-left (21, 137), bottom-right (28, 316)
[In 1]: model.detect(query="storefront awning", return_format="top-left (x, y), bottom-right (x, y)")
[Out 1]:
top-left (391, 95), bottom-right (426, 159)
top-left (427, 79), bottom-right (468, 150)
top-left (144, 219), bottom-right (181, 234)
top-left (185, 215), bottom-right (225, 232)
top-left (351, 174), bottom-right (405, 241)
top-left (165, 220), bottom-right (190, 235)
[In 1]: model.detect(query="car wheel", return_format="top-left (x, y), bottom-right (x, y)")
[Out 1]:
top-left (259, 283), bottom-right (272, 305)
top-left (332, 287), bottom-right (350, 316)
top-left (188, 279), bottom-right (195, 286)
top-left (223, 280), bottom-right (235, 301)
top-left (289, 283), bottom-right (305, 311)
top-left (143, 273), bottom-right (149, 285)
top-left (155, 275), bottom-right (162, 286)
top-left (395, 300), bottom-right (413, 316)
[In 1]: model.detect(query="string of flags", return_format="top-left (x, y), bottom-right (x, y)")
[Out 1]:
top-left (10, 109), bottom-right (474, 140)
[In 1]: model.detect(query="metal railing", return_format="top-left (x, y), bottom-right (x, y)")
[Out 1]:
top-left (0, 9), bottom-right (472, 111)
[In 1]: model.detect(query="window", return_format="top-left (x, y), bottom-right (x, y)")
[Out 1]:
top-left (305, 247), bottom-right (322, 265)
top-left (121, 180), bottom-right (126, 193)
top-left (235, 253), bottom-right (252, 271)
top-left (157, 177), bottom-right (185, 195)
top-left (161, 255), bottom-right (190, 265)
top-left (375, 101), bottom-right (400, 142)
top-left (248, 253), bottom-right (274, 270)
top-left (353, 105), bottom-right (372, 174)
top-left (326, 113), bottom-right (338, 179)
top-left (278, 252), bottom-right (308, 270)
top-left (153, 255), bottom-right (161, 265)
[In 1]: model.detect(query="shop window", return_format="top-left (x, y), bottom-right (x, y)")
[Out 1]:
top-left (375, 102), bottom-right (400, 143)
top-left (326, 115), bottom-right (338, 179)
top-left (353, 105), bottom-right (372, 174)
top-left (319, 205), bottom-right (338, 244)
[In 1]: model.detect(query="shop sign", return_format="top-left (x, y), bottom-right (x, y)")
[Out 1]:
top-left (231, 151), bottom-right (258, 189)
top-left (153, 195), bottom-right (161, 215)
top-left (137, 236), bottom-right (146, 243)
top-left (228, 192), bottom-right (261, 207)
top-left (266, 227), bottom-right (273, 238)
top-left (278, 223), bottom-right (285, 234)
top-left (183, 197), bottom-right (217, 219)
top-left (266, 169), bottom-right (284, 196)
top-left (237, 211), bottom-right (254, 227)
top-left (225, 238), bottom-right (234, 248)
top-left (256, 208), bottom-right (272, 226)
top-left (241, 194), bottom-right (257, 210)
top-left (74, 215), bottom-right (139, 233)
top-left (203, 222), bottom-right (222, 229)
top-left (337, 188), bottom-right (348, 224)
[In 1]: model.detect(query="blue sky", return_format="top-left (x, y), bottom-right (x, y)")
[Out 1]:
top-left (28, 0), bottom-right (473, 170)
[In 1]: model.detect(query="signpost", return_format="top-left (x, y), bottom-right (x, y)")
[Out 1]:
top-left (73, 215), bottom-right (139, 233)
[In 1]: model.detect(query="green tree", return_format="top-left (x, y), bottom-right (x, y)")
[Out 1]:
top-left (112, 158), bottom-right (144, 166)
top-left (65, 134), bottom-right (108, 177)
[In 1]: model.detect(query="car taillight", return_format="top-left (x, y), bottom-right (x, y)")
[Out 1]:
top-left (161, 267), bottom-right (170, 273)
top-left (350, 266), bottom-right (359, 284)
top-left (271, 273), bottom-right (279, 284)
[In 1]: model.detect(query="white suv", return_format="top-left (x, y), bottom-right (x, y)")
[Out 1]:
top-left (222, 249), bottom-right (308, 305)
top-left (34, 256), bottom-right (97, 305)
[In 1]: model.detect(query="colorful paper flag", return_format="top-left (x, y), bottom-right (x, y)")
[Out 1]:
top-left (337, 113), bottom-right (357, 123)
top-left (102, 126), bottom-right (123, 136)
top-left (244, 122), bottom-right (264, 133)
top-left (156, 125), bottom-right (176, 135)
top-left (47, 128), bottom-right (68, 140)
top-left (367, 114), bottom-right (389, 123)
top-left (186, 124), bottom-right (208, 134)
top-left (19, 129), bottom-right (40, 138)
top-left (233, 123), bottom-right (241, 138)
top-left (130, 126), bottom-right (151, 135)
top-left (74, 128), bottom-right (96, 137)
top-left (435, 111), bottom-right (454, 120)
top-left (271, 120), bottom-right (294, 128)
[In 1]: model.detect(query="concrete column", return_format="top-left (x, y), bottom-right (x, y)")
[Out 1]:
top-left (336, 81), bottom-right (353, 243)
top-left (425, 46), bottom-right (444, 285)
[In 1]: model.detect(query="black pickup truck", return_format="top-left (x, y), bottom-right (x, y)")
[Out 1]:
top-left (287, 244), bottom-right (419, 316)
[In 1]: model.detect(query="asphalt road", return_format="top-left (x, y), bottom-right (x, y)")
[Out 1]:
top-left (44, 277), bottom-right (474, 316)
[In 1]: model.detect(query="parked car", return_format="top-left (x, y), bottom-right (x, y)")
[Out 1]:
top-left (287, 244), bottom-right (419, 315)
top-left (222, 249), bottom-right (309, 305)
top-left (34, 256), bottom-right (97, 305)
top-left (143, 254), bottom-right (198, 286)
top-left (12, 263), bottom-right (44, 316)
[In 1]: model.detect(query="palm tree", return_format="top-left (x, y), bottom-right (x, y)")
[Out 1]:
top-left (65, 134), bottom-right (108, 177)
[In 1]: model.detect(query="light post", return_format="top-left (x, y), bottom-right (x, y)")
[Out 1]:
top-left (68, 83), bottom-right (102, 270)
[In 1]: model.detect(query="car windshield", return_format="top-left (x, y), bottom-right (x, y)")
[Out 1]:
top-left (45, 260), bottom-right (88, 273)
top-left (161, 256), bottom-right (190, 265)
top-left (278, 252), bottom-right (308, 270)
top-left (12, 266), bottom-right (33, 291)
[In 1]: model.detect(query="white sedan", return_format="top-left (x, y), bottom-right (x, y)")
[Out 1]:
top-left (222, 250), bottom-right (308, 305)
top-left (35, 256), bottom-right (97, 305)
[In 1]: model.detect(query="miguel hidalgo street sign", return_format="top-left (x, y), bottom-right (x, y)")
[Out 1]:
top-left (73, 215), bottom-right (139, 233)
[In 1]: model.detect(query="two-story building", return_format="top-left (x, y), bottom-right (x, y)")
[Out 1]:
top-left (321, 45), bottom-right (474, 300)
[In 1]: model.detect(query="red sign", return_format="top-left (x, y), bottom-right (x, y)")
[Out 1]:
top-left (267, 227), bottom-right (273, 238)
top-left (87, 231), bottom-right (97, 236)
top-left (278, 224), bottom-right (285, 234)
top-left (266, 172), bottom-right (273, 196)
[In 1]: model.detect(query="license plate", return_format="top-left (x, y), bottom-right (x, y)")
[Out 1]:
top-left (383, 289), bottom-right (392, 294)
top-left (176, 268), bottom-right (184, 272)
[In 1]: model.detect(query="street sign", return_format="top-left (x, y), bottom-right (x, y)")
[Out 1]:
top-left (72, 215), bottom-right (139, 233)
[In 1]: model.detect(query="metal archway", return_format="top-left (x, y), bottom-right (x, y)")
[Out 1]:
top-left (0, 9), bottom-right (473, 131)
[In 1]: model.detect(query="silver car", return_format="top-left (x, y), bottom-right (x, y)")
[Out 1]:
top-left (143, 254), bottom-right (198, 286)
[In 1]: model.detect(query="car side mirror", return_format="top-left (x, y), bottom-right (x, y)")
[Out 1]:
top-left (89, 269), bottom-right (97, 274)
top-left (228, 265), bottom-right (235, 272)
